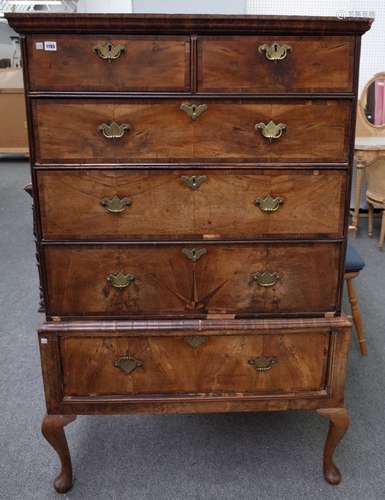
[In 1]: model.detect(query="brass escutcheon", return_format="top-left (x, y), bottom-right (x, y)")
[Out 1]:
top-left (250, 271), bottom-right (280, 287)
top-left (180, 103), bottom-right (208, 121)
top-left (248, 356), bottom-right (277, 372)
top-left (182, 247), bottom-right (207, 262)
top-left (183, 336), bottom-right (209, 348)
top-left (107, 272), bottom-right (136, 289)
top-left (255, 194), bottom-right (283, 213)
top-left (98, 121), bottom-right (130, 139)
top-left (255, 121), bottom-right (287, 142)
top-left (100, 195), bottom-right (132, 213)
top-left (180, 175), bottom-right (208, 191)
top-left (114, 356), bottom-right (143, 374)
top-left (93, 42), bottom-right (125, 61)
top-left (258, 42), bottom-right (291, 61)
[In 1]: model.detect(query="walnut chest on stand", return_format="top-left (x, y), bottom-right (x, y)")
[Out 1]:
top-left (6, 13), bottom-right (372, 493)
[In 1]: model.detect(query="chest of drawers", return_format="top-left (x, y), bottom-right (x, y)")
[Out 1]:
top-left (7, 13), bottom-right (372, 493)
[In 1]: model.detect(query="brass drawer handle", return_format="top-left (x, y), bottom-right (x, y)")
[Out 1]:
top-left (180, 175), bottom-right (208, 190)
top-left (255, 121), bottom-right (286, 142)
top-left (107, 272), bottom-right (135, 288)
top-left (180, 103), bottom-right (208, 121)
top-left (182, 247), bottom-right (207, 262)
top-left (258, 42), bottom-right (291, 61)
top-left (255, 194), bottom-right (283, 213)
top-left (93, 42), bottom-right (125, 61)
top-left (101, 195), bottom-right (132, 213)
top-left (114, 356), bottom-right (143, 374)
top-left (248, 356), bottom-right (277, 372)
top-left (250, 271), bottom-right (280, 287)
top-left (98, 121), bottom-right (130, 139)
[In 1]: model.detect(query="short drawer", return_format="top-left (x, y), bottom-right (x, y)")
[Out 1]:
top-left (42, 242), bottom-right (341, 318)
top-left (60, 330), bottom-right (331, 397)
top-left (32, 99), bottom-right (351, 164)
top-left (198, 36), bottom-right (354, 93)
top-left (27, 35), bottom-right (190, 92)
top-left (37, 169), bottom-right (347, 240)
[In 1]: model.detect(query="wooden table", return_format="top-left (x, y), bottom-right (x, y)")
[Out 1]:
top-left (353, 137), bottom-right (385, 233)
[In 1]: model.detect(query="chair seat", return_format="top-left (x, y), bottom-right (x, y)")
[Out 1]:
top-left (367, 194), bottom-right (385, 209)
top-left (345, 242), bottom-right (365, 273)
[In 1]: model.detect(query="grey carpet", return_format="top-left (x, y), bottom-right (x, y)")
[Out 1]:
top-left (1, 160), bottom-right (384, 500)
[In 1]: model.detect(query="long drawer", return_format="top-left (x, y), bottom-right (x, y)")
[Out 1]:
top-left (37, 169), bottom-right (347, 240)
top-left (32, 99), bottom-right (351, 164)
top-left (42, 242), bottom-right (341, 318)
top-left (198, 35), bottom-right (354, 93)
top-left (27, 35), bottom-right (191, 92)
top-left (60, 330), bottom-right (330, 397)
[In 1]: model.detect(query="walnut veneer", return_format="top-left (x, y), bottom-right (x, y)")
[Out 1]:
top-left (6, 13), bottom-right (372, 493)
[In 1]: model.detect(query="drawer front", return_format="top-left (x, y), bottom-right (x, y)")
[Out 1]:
top-left (198, 36), bottom-right (354, 93)
top-left (43, 243), bottom-right (341, 317)
top-left (32, 99), bottom-right (351, 164)
top-left (60, 331), bottom-right (330, 397)
top-left (27, 35), bottom-right (190, 92)
top-left (38, 169), bottom-right (347, 240)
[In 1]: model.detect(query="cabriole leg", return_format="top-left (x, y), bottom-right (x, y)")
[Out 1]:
top-left (41, 414), bottom-right (77, 493)
top-left (317, 407), bottom-right (350, 485)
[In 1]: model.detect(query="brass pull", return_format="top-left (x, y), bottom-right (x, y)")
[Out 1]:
top-left (100, 195), bottom-right (132, 213)
top-left (180, 175), bottom-right (208, 191)
top-left (255, 121), bottom-right (286, 142)
top-left (248, 356), bottom-right (277, 372)
top-left (182, 247), bottom-right (207, 262)
top-left (114, 356), bottom-right (143, 374)
top-left (180, 103), bottom-right (208, 121)
top-left (93, 42), bottom-right (125, 61)
top-left (98, 121), bottom-right (130, 139)
top-left (250, 271), bottom-right (280, 287)
top-left (107, 272), bottom-right (135, 288)
top-left (258, 42), bottom-right (291, 61)
top-left (184, 336), bottom-right (209, 348)
top-left (255, 194), bottom-right (283, 213)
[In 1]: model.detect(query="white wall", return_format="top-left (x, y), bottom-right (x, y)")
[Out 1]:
top-left (132, 1), bottom-right (246, 14)
top-left (77, 0), bottom-right (132, 13)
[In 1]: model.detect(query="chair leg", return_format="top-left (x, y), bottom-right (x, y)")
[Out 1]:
top-left (379, 210), bottom-right (385, 251)
top-left (368, 203), bottom-right (374, 238)
top-left (346, 277), bottom-right (368, 356)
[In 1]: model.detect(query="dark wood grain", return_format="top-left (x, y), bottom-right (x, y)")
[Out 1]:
top-left (42, 242), bottom-right (341, 317)
top-left (60, 331), bottom-right (329, 396)
top-left (198, 36), bottom-right (354, 93)
top-left (37, 316), bottom-right (351, 412)
top-left (37, 169), bottom-right (347, 240)
top-left (8, 11), bottom-right (369, 490)
top-left (32, 99), bottom-right (352, 164)
top-left (5, 13), bottom-right (373, 36)
top-left (27, 35), bottom-right (190, 92)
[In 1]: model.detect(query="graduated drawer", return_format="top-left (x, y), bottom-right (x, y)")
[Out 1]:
top-left (198, 36), bottom-right (354, 93)
top-left (37, 169), bottom-right (347, 240)
top-left (32, 99), bottom-right (351, 164)
top-left (27, 35), bottom-right (190, 92)
top-left (59, 330), bottom-right (330, 397)
top-left (42, 242), bottom-right (341, 318)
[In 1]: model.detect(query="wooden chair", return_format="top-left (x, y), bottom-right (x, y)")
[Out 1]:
top-left (366, 157), bottom-right (385, 250)
top-left (345, 243), bottom-right (368, 356)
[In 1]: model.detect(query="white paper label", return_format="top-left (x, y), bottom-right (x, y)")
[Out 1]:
top-left (35, 42), bottom-right (44, 50)
top-left (40, 338), bottom-right (48, 344)
top-left (44, 41), bottom-right (57, 51)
